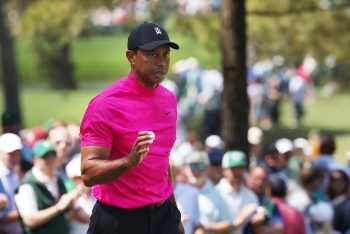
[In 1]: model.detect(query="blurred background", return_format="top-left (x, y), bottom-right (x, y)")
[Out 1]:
top-left (0, 0), bottom-right (350, 161)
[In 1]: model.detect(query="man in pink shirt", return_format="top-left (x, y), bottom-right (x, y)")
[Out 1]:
top-left (80, 22), bottom-right (184, 234)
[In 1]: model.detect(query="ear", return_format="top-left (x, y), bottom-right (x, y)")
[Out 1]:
top-left (126, 50), bottom-right (136, 65)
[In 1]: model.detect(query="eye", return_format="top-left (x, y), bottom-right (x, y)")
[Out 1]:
top-left (163, 51), bottom-right (170, 58)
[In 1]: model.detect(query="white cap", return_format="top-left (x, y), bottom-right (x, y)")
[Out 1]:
top-left (248, 127), bottom-right (263, 145)
top-left (293, 138), bottom-right (308, 149)
top-left (0, 133), bottom-right (23, 153)
top-left (293, 138), bottom-right (312, 155)
top-left (309, 202), bottom-right (334, 222)
top-left (65, 154), bottom-right (81, 178)
top-left (205, 135), bottom-right (224, 150)
top-left (275, 138), bottom-right (293, 154)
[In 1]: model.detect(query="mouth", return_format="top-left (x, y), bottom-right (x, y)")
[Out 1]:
top-left (153, 71), bottom-right (166, 78)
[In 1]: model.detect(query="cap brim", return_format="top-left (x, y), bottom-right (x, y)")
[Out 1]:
top-left (138, 40), bottom-right (179, 50)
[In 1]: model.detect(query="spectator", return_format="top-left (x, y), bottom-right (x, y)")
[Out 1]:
top-left (273, 138), bottom-right (293, 182)
top-left (48, 126), bottom-right (72, 180)
top-left (204, 135), bottom-right (225, 185)
top-left (288, 138), bottom-right (309, 184)
top-left (247, 166), bottom-right (284, 234)
top-left (312, 134), bottom-right (337, 171)
top-left (216, 150), bottom-right (259, 234)
top-left (171, 147), bottom-right (201, 234)
top-left (288, 75), bottom-right (307, 128)
top-left (0, 133), bottom-right (23, 234)
top-left (65, 154), bottom-right (95, 234)
top-left (288, 167), bottom-right (326, 213)
top-left (15, 140), bottom-right (80, 234)
top-left (308, 202), bottom-right (340, 234)
top-left (185, 151), bottom-right (234, 234)
top-left (173, 173), bottom-right (200, 234)
top-left (327, 164), bottom-right (350, 233)
top-left (267, 175), bottom-right (306, 234)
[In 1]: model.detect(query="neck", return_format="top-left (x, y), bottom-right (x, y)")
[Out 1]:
top-left (231, 181), bottom-right (241, 191)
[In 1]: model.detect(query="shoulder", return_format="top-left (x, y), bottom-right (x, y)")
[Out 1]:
top-left (159, 84), bottom-right (177, 99)
top-left (242, 186), bottom-right (259, 201)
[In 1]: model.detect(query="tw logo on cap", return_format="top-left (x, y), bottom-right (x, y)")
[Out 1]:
top-left (154, 27), bottom-right (162, 35)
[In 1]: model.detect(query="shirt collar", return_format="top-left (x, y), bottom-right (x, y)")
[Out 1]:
top-left (0, 160), bottom-right (10, 175)
top-left (32, 166), bottom-right (58, 184)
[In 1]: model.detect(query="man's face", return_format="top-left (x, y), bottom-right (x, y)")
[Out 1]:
top-left (34, 151), bottom-right (57, 177)
top-left (186, 163), bottom-right (207, 185)
top-left (0, 150), bottom-right (21, 170)
top-left (223, 166), bottom-right (245, 184)
top-left (128, 45), bottom-right (170, 88)
top-left (247, 167), bottom-right (267, 196)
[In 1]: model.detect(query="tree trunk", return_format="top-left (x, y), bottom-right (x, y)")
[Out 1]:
top-left (220, 0), bottom-right (249, 156)
top-left (49, 43), bottom-right (76, 89)
top-left (0, 0), bottom-right (22, 121)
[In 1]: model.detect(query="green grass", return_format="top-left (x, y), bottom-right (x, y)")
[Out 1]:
top-left (16, 33), bottom-right (221, 84)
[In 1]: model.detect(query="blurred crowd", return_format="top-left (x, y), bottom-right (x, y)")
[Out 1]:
top-left (1, 110), bottom-right (350, 234)
top-left (0, 111), bottom-right (93, 234)
top-left (170, 129), bottom-right (350, 234)
top-left (165, 55), bottom-right (317, 146)
top-left (0, 53), bottom-right (348, 234)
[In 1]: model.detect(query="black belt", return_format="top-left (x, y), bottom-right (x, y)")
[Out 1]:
top-left (141, 199), bottom-right (167, 210)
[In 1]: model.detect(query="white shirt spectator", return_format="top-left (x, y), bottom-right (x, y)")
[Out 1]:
top-left (216, 178), bottom-right (258, 234)
top-left (199, 179), bottom-right (233, 234)
top-left (174, 182), bottom-right (200, 234)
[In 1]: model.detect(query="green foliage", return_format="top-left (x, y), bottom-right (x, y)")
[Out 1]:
top-left (247, 0), bottom-right (350, 84)
top-left (167, 12), bottom-right (221, 57)
top-left (19, 0), bottom-right (85, 46)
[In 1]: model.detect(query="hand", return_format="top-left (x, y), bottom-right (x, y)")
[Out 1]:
top-left (127, 131), bottom-right (154, 167)
top-left (55, 190), bottom-right (79, 212)
top-left (0, 193), bottom-right (8, 209)
top-left (250, 207), bottom-right (266, 226)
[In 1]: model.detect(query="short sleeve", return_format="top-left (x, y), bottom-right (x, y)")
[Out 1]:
top-left (80, 99), bottom-right (114, 147)
top-left (14, 184), bottom-right (38, 217)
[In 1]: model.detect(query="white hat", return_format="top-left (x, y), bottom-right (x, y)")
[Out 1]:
top-left (65, 154), bottom-right (81, 178)
top-left (248, 127), bottom-right (263, 145)
top-left (293, 138), bottom-right (308, 149)
top-left (309, 202), bottom-right (334, 222)
top-left (205, 135), bottom-right (224, 150)
top-left (275, 138), bottom-right (293, 154)
top-left (0, 133), bottom-right (23, 153)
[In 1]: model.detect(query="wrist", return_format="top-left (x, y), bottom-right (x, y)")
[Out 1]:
top-left (54, 204), bottom-right (62, 214)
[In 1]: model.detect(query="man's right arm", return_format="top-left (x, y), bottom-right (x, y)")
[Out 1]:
top-left (81, 131), bottom-right (154, 187)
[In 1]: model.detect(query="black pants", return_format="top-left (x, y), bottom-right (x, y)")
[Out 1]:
top-left (87, 200), bottom-right (181, 234)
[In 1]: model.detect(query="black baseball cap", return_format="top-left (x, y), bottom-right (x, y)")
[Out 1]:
top-left (127, 22), bottom-right (179, 51)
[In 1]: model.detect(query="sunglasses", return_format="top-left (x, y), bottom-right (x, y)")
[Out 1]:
top-left (189, 163), bottom-right (206, 171)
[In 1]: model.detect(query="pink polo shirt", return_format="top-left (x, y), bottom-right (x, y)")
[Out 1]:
top-left (80, 72), bottom-right (177, 208)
